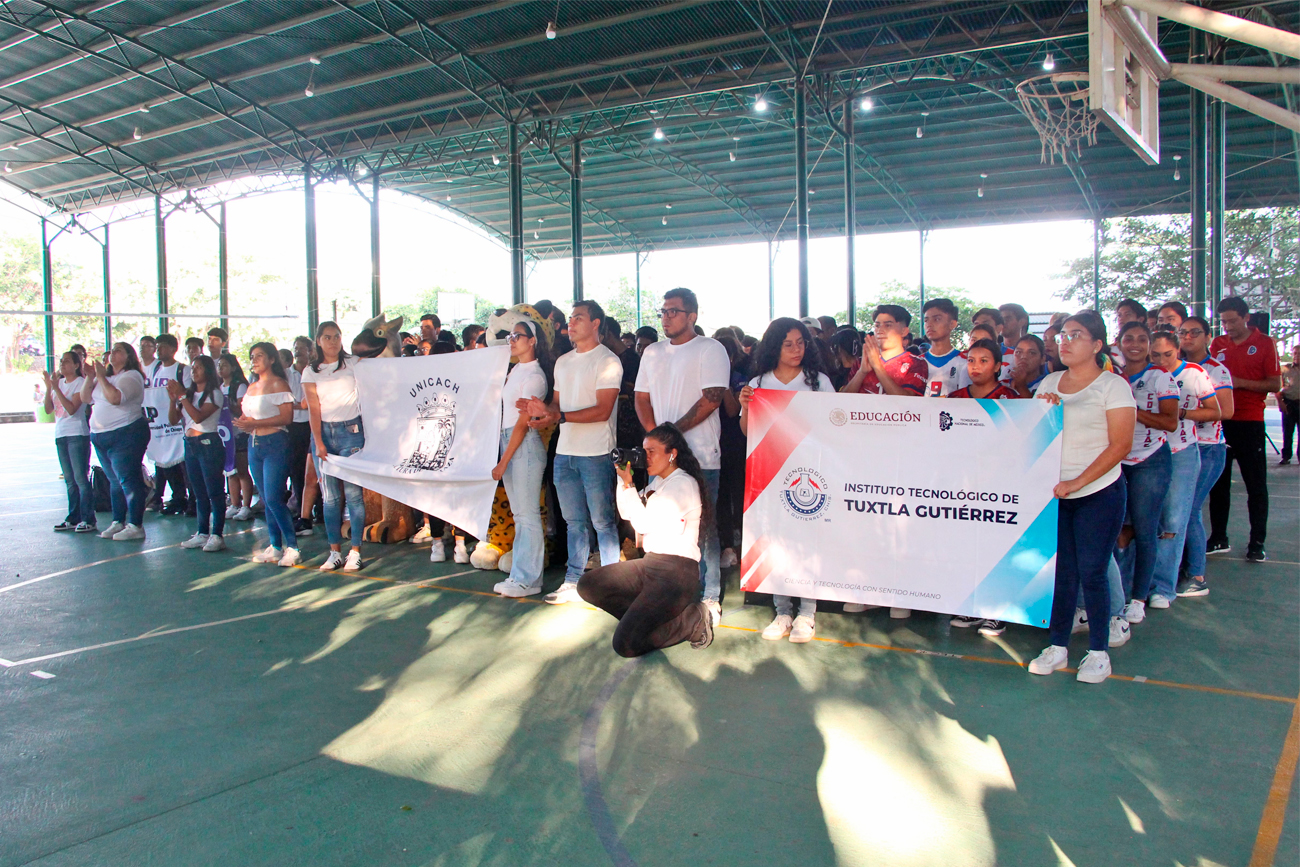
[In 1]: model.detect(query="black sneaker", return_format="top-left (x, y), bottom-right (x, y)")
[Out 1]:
top-left (294, 517), bottom-right (314, 537)
top-left (978, 620), bottom-right (1006, 637)
top-left (1176, 576), bottom-right (1209, 597)
top-left (690, 602), bottom-right (714, 649)
top-left (1280, 458), bottom-right (1292, 465)
top-left (1246, 543), bottom-right (1267, 563)
top-left (53, 521), bottom-right (74, 531)
top-left (950, 615), bottom-right (982, 628)
top-left (1206, 538), bottom-right (1231, 555)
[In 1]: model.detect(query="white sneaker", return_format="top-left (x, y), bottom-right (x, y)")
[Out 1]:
top-left (181, 533), bottom-right (209, 549)
top-left (249, 495), bottom-right (264, 513)
top-left (225, 505), bottom-right (238, 519)
top-left (704, 598), bottom-right (721, 626)
top-left (318, 551), bottom-right (344, 572)
top-left (494, 579), bottom-right (541, 598)
top-left (453, 540), bottom-right (470, 564)
top-left (112, 523), bottom-right (145, 541)
top-left (233, 506), bottom-right (253, 522)
top-left (889, 607), bottom-right (912, 619)
top-left (1076, 650), bottom-right (1112, 684)
top-left (1147, 593), bottom-right (1171, 610)
top-left (429, 539), bottom-right (446, 563)
top-left (251, 545), bottom-right (281, 563)
top-left (1028, 645), bottom-right (1069, 676)
top-left (1122, 599), bottom-right (1146, 624)
top-left (842, 602), bottom-right (880, 613)
top-left (277, 547), bottom-right (301, 567)
top-left (409, 524), bottom-right (432, 544)
top-left (342, 549), bottom-right (362, 571)
top-left (202, 535), bottom-right (225, 552)
top-left (98, 521), bottom-right (124, 539)
top-left (1071, 608), bottom-right (1089, 634)
top-left (1108, 616), bottom-right (1131, 648)
top-left (762, 614), bottom-right (793, 640)
top-left (544, 582), bottom-right (581, 605)
top-left (790, 614), bottom-right (815, 643)
top-left (719, 547), bottom-right (738, 568)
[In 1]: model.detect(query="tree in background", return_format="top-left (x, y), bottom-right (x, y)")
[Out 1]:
top-left (589, 275), bottom-right (661, 334)
top-left (1057, 208), bottom-right (1298, 338)
top-left (837, 280), bottom-right (996, 347)
top-left (386, 287), bottom-right (500, 337)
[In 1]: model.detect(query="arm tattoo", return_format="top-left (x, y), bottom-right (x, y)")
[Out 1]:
top-left (673, 387), bottom-right (726, 431)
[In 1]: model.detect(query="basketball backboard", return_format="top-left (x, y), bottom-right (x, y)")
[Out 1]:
top-left (1089, 0), bottom-right (1161, 164)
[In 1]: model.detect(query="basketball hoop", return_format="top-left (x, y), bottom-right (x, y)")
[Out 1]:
top-left (1016, 72), bottom-right (1100, 165)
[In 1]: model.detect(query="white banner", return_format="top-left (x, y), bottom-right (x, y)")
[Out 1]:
top-left (741, 390), bottom-right (1064, 627)
top-left (322, 346), bottom-right (510, 540)
top-left (143, 362), bottom-right (186, 468)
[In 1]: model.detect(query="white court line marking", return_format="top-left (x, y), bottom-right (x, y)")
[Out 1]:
top-left (0, 658), bottom-right (14, 667)
top-left (0, 508), bottom-right (66, 518)
top-left (30, 670), bottom-right (54, 679)
top-left (0, 527), bottom-right (260, 594)
top-left (2, 570), bottom-right (478, 668)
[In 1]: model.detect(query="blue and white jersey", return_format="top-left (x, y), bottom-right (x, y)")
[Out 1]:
top-left (923, 348), bottom-right (969, 397)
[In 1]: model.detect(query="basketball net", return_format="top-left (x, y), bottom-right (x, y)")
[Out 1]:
top-left (1016, 72), bottom-right (1099, 165)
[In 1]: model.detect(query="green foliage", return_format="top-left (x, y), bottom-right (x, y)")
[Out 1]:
top-left (1057, 207), bottom-right (1299, 321)
top-left (386, 287), bottom-right (501, 336)
top-left (588, 276), bottom-right (661, 334)
top-left (837, 279), bottom-right (998, 346)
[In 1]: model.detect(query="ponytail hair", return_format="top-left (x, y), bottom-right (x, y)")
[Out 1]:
top-left (1064, 310), bottom-right (1110, 369)
top-left (644, 423), bottom-right (713, 527)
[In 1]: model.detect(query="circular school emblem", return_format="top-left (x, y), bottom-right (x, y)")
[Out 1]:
top-left (829, 408), bottom-right (847, 427)
top-left (780, 468), bottom-right (829, 520)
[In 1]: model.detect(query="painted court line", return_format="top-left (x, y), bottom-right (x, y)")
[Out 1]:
top-left (1249, 694), bottom-right (1300, 867)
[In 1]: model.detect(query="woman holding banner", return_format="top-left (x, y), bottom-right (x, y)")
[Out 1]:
top-left (738, 317), bottom-right (833, 644)
top-left (1029, 311), bottom-right (1135, 685)
top-left (578, 424), bottom-right (714, 657)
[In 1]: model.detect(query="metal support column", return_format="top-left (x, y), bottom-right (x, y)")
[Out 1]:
top-left (768, 239), bottom-right (776, 322)
top-left (155, 195), bottom-right (167, 336)
top-left (102, 223), bottom-right (112, 348)
top-left (1209, 98), bottom-right (1226, 314)
top-left (509, 124), bottom-right (525, 305)
top-left (1093, 218), bottom-right (1102, 312)
top-left (218, 203), bottom-right (229, 333)
top-left (635, 250), bottom-right (643, 328)
top-left (1189, 30), bottom-right (1208, 317)
top-left (40, 218), bottom-right (53, 371)
top-left (370, 173), bottom-right (381, 317)
top-left (795, 80), bottom-right (809, 317)
top-left (305, 170), bottom-right (319, 334)
top-left (844, 102), bottom-right (856, 329)
top-left (918, 231), bottom-right (927, 310)
top-left (571, 141), bottom-right (584, 303)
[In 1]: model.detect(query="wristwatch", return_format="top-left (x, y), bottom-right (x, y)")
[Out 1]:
top-left (559, 410), bottom-right (567, 424)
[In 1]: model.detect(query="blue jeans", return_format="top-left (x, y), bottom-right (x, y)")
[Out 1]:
top-left (553, 453), bottom-right (620, 584)
top-left (1185, 442), bottom-right (1226, 579)
top-left (184, 434), bottom-right (227, 537)
top-left (1117, 442), bottom-right (1171, 602)
top-left (249, 431), bottom-right (294, 550)
top-left (1152, 444), bottom-right (1201, 600)
top-left (1077, 554), bottom-right (1125, 618)
top-left (1050, 477), bottom-right (1126, 651)
top-left (315, 417), bottom-right (367, 547)
top-left (90, 417), bottom-right (150, 526)
top-left (700, 468), bottom-right (721, 602)
top-left (500, 428), bottom-right (546, 589)
top-left (774, 595), bottom-right (816, 618)
top-left (55, 434), bottom-right (94, 525)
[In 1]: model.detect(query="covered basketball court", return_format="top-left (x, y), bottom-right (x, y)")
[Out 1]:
top-left (0, 2), bottom-right (1297, 866)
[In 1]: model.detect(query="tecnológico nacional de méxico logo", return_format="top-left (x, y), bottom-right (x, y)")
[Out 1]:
top-left (780, 467), bottom-right (830, 520)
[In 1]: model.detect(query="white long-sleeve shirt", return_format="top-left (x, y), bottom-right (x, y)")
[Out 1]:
top-left (616, 468), bottom-right (702, 561)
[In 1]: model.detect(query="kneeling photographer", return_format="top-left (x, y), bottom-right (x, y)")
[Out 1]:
top-left (578, 424), bottom-right (715, 657)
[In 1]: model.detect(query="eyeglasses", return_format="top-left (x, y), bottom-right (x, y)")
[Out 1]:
top-left (1054, 330), bottom-right (1089, 345)
top-left (659, 307), bottom-right (687, 319)
top-left (1177, 328), bottom-right (1205, 338)
top-left (506, 333), bottom-right (530, 342)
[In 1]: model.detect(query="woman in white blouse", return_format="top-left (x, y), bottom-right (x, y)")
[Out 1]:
top-left (44, 350), bottom-right (95, 532)
top-left (81, 342), bottom-right (150, 541)
top-left (578, 423), bottom-right (715, 657)
top-left (233, 342), bottom-right (298, 567)
top-left (1029, 311), bottom-right (1136, 685)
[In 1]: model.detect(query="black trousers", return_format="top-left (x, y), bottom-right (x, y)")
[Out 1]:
top-left (287, 421), bottom-right (311, 508)
top-left (1209, 419), bottom-right (1269, 547)
top-left (152, 461), bottom-right (187, 509)
top-left (1282, 398), bottom-right (1298, 460)
top-left (578, 553), bottom-right (706, 658)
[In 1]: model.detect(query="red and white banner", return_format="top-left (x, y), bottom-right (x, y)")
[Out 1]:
top-left (740, 390), bottom-right (1064, 626)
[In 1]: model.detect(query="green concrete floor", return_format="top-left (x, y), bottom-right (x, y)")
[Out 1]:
top-left (0, 422), bottom-right (1296, 867)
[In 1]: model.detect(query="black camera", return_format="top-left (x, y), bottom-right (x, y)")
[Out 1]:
top-left (610, 447), bottom-right (646, 469)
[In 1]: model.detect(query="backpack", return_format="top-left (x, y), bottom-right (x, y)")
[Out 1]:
top-left (91, 466), bottom-right (111, 512)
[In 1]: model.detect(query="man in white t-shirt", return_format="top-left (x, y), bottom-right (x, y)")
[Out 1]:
top-left (921, 298), bottom-right (969, 397)
top-left (633, 287), bottom-right (731, 618)
top-left (522, 300), bottom-right (623, 605)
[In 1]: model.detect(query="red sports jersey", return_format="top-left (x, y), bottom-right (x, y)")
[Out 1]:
top-left (948, 384), bottom-right (1022, 400)
top-left (857, 350), bottom-right (928, 395)
top-left (1210, 328), bottom-right (1280, 422)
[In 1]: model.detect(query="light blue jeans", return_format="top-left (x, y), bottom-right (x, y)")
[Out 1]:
top-left (553, 453), bottom-right (620, 584)
top-left (316, 417), bottom-right (367, 547)
top-left (500, 428), bottom-right (546, 590)
top-left (248, 431), bottom-right (294, 551)
top-left (774, 595), bottom-right (816, 618)
top-left (1117, 442), bottom-right (1172, 602)
top-left (700, 468), bottom-right (721, 603)
top-left (1184, 442), bottom-right (1226, 579)
top-left (1152, 443), bottom-right (1201, 600)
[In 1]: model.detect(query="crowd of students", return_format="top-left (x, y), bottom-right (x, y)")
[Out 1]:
top-left (42, 291), bottom-right (1288, 683)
